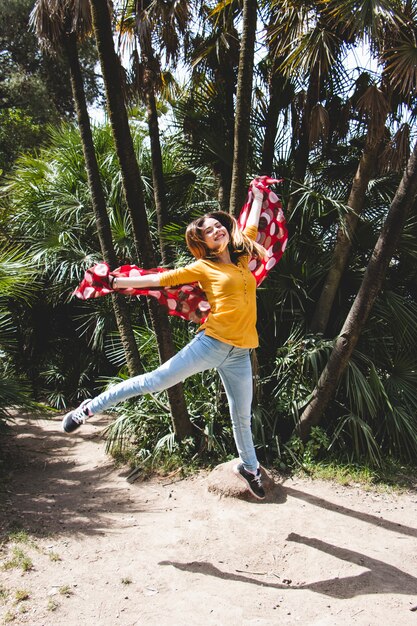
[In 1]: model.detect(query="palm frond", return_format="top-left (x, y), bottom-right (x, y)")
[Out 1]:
top-left (324, 0), bottom-right (406, 42)
top-left (0, 246), bottom-right (37, 302)
top-left (279, 26), bottom-right (343, 80)
top-left (30, 0), bottom-right (93, 52)
top-left (382, 122), bottom-right (411, 174)
top-left (309, 103), bottom-right (330, 147)
top-left (344, 357), bottom-right (379, 419)
top-left (383, 38), bottom-right (417, 100)
top-left (0, 375), bottom-right (37, 418)
top-left (374, 290), bottom-right (417, 347)
top-left (330, 412), bottom-right (382, 466)
top-left (355, 84), bottom-right (389, 143)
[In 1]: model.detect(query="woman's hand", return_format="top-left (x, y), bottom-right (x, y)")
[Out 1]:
top-left (251, 182), bottom-right (265, 202)
top-left (245, 180), bottom-right (265, 228)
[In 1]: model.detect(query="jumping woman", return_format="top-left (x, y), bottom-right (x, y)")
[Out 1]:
top-left (62, 183), bottom-right (271, 499)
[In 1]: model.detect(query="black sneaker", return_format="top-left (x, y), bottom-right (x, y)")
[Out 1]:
top-left (62, 400), bottom-right (91, 433)
top-left (234, 463), bottom-right (265, 500)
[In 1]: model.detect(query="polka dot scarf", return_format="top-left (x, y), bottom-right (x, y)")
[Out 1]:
top-left (74, 177), bottom-right (288, 323)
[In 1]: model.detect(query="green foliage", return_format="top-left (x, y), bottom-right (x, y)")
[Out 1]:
top-left (266, 316), bottom-right (417, 467)
top-left (173, 78), bottom-right (234, 175)
top-left (0, 109), bottom-right (44, 175)
top-left (3, 530), bottom-right (33, 546)
top-left (47, 597), bottom-right (59, 612)
top-left (14, 589), bottom-right (30, 602)
top-left (1, 121), bottom-right (219, 416)
top-left (0, 585), bottom-right (9, 603)
top-left (0, 246), bottom-right (40, 419)
top-left (0, 0), bottom-right (101, 174)
top-left (281, 427), bottom-right (331, 471)
top-left (0, 124), bottom-right (132, 407)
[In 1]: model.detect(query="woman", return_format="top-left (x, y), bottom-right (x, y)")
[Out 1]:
top-left (62, 184), bottom-right (267, 499)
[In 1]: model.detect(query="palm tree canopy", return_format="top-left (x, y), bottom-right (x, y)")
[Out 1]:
top-left (30, 0), bottom-right (93, 52)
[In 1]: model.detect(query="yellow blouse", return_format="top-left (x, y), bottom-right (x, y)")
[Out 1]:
top-left (159, 226), bottom-right (259, 348)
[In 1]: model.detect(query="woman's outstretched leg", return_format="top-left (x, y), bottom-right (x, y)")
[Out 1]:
top-left (61, 332), bottom-right (231, 433)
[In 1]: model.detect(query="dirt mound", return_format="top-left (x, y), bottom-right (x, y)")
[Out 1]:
top-left (206, 459), bottom-right (282, 501)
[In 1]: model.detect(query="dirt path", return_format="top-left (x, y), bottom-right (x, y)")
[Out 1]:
top-left (1, 415), bottom-right (417, 626)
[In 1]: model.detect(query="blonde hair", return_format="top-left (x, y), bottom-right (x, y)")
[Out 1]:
top-left (185, 211), bottom-right (267, 262)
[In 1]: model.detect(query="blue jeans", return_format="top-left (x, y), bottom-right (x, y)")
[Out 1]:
top-left (88, 332), bottom-right (259, 472)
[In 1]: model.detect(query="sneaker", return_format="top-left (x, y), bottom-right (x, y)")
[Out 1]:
top-left (62, 399), bottom-right (92, 433)
top-left (234, 463), bottom-right (265, 500)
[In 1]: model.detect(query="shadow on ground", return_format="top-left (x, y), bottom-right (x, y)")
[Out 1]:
top-left (160, 541), bottom-right (417, 600)
top-left (284, 486), bottom-right (417, 539)
top-left (0, 416), bottom-right (144, 538)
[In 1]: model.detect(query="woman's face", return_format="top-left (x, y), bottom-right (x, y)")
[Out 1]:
top-left (201, 217), bottom-right (230, 251)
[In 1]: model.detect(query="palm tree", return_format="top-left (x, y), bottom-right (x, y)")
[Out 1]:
top-left (268, 1), bottom-right (403, 191)
top-left (310, 82), bottom-right (390, 333)
top-left (229, 0), bottom-right (258, 215)
top-left (2, 124), bottom-right (139, 407)
top-left (259, 53), bottom-right (294, 176)
top-left (309, 0), bottom-right (413, 334)
top-left (89, 0), bottom-right (194, 439)
top-left (183, 1), bottom-right (240, 209)
top-left (268, 0), bottom-right (352, 215)
top-left (298, 138), bottom-right (417, 440)
top-left (117, 0), bottom-right (190, 264)
top-left (30, 0), bottom-right (142, 376)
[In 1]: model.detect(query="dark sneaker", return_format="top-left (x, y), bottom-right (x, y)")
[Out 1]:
top-left (234, 463), bottom-right (265, 500)
top-left (62, 400), bottom-right (91, 433)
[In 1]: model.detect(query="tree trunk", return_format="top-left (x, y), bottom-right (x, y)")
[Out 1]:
top-left (63, 31), bottom-right (142, 376)
top-left (310, 121), bottom-right (388, 334)
top-left (214, 163), bottom-right (232, 211)
top-left (297, 139), bottom-right (417, 440)
top-left (261, 57), bottom-right (283, 175)
top-left (217, 57), bottom-right (236, 210)
top-left (144, 85), bottom-right (170, 265)
top-left (285, 64), bottom-right (320, 216)
top-left (89, 0), bottom-right (194, 439)
top-left (229, 0), bottom-right (257, 216)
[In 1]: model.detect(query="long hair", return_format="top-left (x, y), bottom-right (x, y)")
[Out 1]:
top-left (185, 211), bottom-right (267, 262)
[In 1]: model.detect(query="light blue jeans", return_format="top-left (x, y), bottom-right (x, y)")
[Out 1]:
top-left (88, 331), bottom-right (259, 472)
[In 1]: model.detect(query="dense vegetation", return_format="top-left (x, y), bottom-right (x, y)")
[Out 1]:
top-left (1, 0), bottom-right (417, 473)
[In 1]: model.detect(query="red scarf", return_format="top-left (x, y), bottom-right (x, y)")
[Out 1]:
top-left (74, 177), bottom-right (288, 323)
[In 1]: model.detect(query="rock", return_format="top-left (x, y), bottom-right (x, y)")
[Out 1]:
top-left (206, 459), bottom-right (284, 502)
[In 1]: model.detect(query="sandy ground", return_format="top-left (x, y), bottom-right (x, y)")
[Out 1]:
top-left (0, 415), bottom-right (417, 626)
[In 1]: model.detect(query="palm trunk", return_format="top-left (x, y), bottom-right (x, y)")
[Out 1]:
top-left (215, 164), bottom-right (232, 211)
top-left (261, 58), bottom-right (283, 174)
top-left (297, 139), bottom-right (417, 440)
top-left (285, 65), bottom-right (320, 216)
top-left (229, 0), bottom-right (257, 216)
top-left (144, 84), bottom-right (170, 265)
top-left (63, 31), bottom-right (142, 376)
top-left (310, 140), bottom-right (381, 334)
top-left (89, 0), bottom-right (194, 439)
top-left (217, 60), bottom-right (236, 210)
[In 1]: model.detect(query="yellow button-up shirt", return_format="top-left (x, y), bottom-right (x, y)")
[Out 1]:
top-left (159, 226), bottom-right (259, 348)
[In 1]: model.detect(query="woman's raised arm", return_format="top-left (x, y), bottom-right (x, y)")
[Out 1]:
top-left (245, 182), bottom-right (265, 229)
